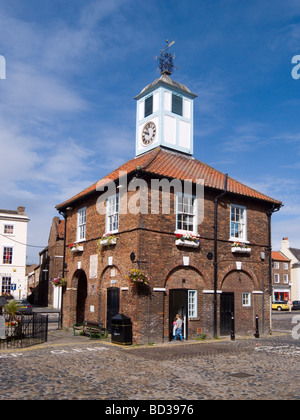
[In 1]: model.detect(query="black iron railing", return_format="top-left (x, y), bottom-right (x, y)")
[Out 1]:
top-left (0, 313), bottom-right (48, 350)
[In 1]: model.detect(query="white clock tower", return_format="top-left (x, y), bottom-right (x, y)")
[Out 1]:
top-left (135, 72), bottom-right (197, 157)
top-left (135, 42), bottom-right (197, 157)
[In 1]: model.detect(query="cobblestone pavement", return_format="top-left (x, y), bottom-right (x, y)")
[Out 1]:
top-left (0, 326), bottom-right (300, 401)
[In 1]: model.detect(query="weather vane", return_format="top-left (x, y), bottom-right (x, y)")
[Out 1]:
top-left (155, 40), bottom-right (177, 76)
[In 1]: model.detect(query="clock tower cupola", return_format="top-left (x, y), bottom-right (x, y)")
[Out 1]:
top-left (135, 41), bottom-right (197, 157)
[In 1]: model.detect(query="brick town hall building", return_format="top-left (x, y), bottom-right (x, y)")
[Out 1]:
top-left (56, 57), bottom-right (282, 344)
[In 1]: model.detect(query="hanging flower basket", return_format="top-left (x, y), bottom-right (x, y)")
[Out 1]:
top-left (126, 269), bottom-right (150, 286)
top-left (50, 277), bottom-right (67, 288)
top-left (175, 233), bottom-right (200, 248)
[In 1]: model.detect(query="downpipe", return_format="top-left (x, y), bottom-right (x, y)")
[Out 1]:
top-left (213, 174), bottom-right (228, 338)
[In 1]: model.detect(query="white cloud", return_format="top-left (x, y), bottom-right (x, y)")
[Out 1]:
top-left (272, 216), bottom-right (300, 250)
top-left (238, 174), bottom-right (300, 251)
top-left (2, 63), bottom-right (87, 114)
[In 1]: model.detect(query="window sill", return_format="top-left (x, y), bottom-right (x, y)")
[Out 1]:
top-left (230, 238), bottom-right (249, 244)
top-left (75, 238), bottom-right (86, 243)
top-left (71, 246), bottom-right (84, 253)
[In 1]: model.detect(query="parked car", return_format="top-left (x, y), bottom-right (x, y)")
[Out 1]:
top-left (15, 299), bottom-right (33, 314)
top-left (292, 301), bottom-right (300, 310)
top-left (272, 301), bottom-right (289, 311)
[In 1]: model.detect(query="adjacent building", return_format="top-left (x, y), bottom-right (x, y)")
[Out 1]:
top-left (271, 251), bottom-right (291, 301)
top-left (0, 207), bottom-right (29, 299)
top-left (281, 237), bottom-right (300, 301)
top-left (28, 217), bottom-right (65, 308)
top-left (56, 69), bottom-right (282, 344)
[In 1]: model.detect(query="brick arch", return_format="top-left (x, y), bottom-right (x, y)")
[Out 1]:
top-left (220, 269), bottom-right (257, 335)
top-left (100, 265), bottom-right (120, 289)
top-left (163, 265), bottom-right (206, 341)
top-left (99, 265), bottom-right (131, 289)
top-left (70, 269), bottom-right (88, 324)
top-left (71, 268), bottom-right (86, 288)
top-left (164, 265), bottom-right (206, 290)
top-left (221, 269), bottom-right (255, 292)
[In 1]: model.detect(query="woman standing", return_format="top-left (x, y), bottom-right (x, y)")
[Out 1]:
top-left (174, 314), bottom-right (183, 340)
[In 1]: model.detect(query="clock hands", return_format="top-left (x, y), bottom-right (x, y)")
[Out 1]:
top-left (142, 122), bottom-right (156, 146)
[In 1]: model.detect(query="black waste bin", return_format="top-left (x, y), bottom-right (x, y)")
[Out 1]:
top-left (111, 314), bottom-right (132, 345)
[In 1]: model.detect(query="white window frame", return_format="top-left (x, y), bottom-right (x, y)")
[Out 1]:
top-left (283, 274), bottom-right (289, 284)
top-left (77, 207), bottom-right (87, 242)
top-left (274, 262), bottom-right (279, 269)
top-left (106, 194), bottom-right (119, 234)
top-left (2, 246), bottom-right (13, 265)
top-left (188, 290), bottom-right (197, 318)
top-left (230, 204), bottom-right (247, 242)
top-left (1, 276), bottom-right (11, 294)
top-left (3, 223), bottom-right (14, 235)
top-left (283, 263), bottom-right (288, 270)
top-left (274, 273), bottom-right (280, 283)
top-left (175, 193), bottom-right (197, 235)
top-left (242, 292), bottom-right (251, 307)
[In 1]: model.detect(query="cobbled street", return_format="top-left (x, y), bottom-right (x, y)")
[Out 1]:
top-left (0, 313), bottom-right (300, 401)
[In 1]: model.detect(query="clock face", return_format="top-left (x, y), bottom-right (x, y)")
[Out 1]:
top-left (142, 121), bottom-right (156, 146)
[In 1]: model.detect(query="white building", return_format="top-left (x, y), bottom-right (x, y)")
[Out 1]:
top-left (0, 207), bottom-right (29, 299)
top-left (281, 237), bottom-right (300, 301)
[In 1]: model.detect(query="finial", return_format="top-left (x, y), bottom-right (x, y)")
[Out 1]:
top-left (154, 40), bottom-right (177, 76)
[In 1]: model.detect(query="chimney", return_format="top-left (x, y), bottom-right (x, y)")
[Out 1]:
top-left (281, 237), bottom-right (289, 250)
top-left (17, 206), bottom-right (25, 215)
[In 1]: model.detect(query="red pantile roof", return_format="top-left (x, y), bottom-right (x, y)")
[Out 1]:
top-left (272, 251), bottom-right (290, 262)
top-left (56, 147), bottom-right (282, 209)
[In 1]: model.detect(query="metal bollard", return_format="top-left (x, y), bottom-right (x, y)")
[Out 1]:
top-left (231, 312), bottom-right (235, 341)
top-left (254, 314), bottom-right (259, 338)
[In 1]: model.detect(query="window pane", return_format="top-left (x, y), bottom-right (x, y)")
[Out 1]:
top-left (188, 290), bottom-right (197, 318)
top-left (107, 194), bottom-right (119, 232)
top-left (3, 247), bottom-right (13, 264)
top-left (172, 94), bottom-right (183, 116)
top-left (176, 194), bottom-right (196, 233)
top-left (77, 207), bottom-right (86, 240)
top-left (230, 205), bottom-right (246, 240)
top-left (242, 293), bottom-right (251, 306)
top-left (4, 225), bottom-right (14, 234)
top-left (1, 276), bottom-right (11, 294)
top-left (145, 95), bottom-right (153, 118)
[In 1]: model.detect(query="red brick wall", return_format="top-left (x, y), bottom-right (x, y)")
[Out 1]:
top-left (61, 176), bottom-right (272, 343)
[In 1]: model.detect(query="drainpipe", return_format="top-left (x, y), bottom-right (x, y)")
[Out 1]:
top-left (213, 174), bottom-right (228, 338)
top-left (266, 204), bottom-right (281, 334)
top-left (59, 208), bottom-right (69, 328)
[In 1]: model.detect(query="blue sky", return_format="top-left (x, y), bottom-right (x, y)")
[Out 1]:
top-left (0, 0), bottom-right (300, 264)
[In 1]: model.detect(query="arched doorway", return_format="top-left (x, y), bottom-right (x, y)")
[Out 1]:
top-left (221, 270), bottom-right (254, 335)
top-left (165, 266), bottom-right (204, 341)
top-left (106, 287), bottom-right (120, 333)
top-left (169, 289), bottom-right (189, 340)
top-left (76, 270), bottom-right (87, 324)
